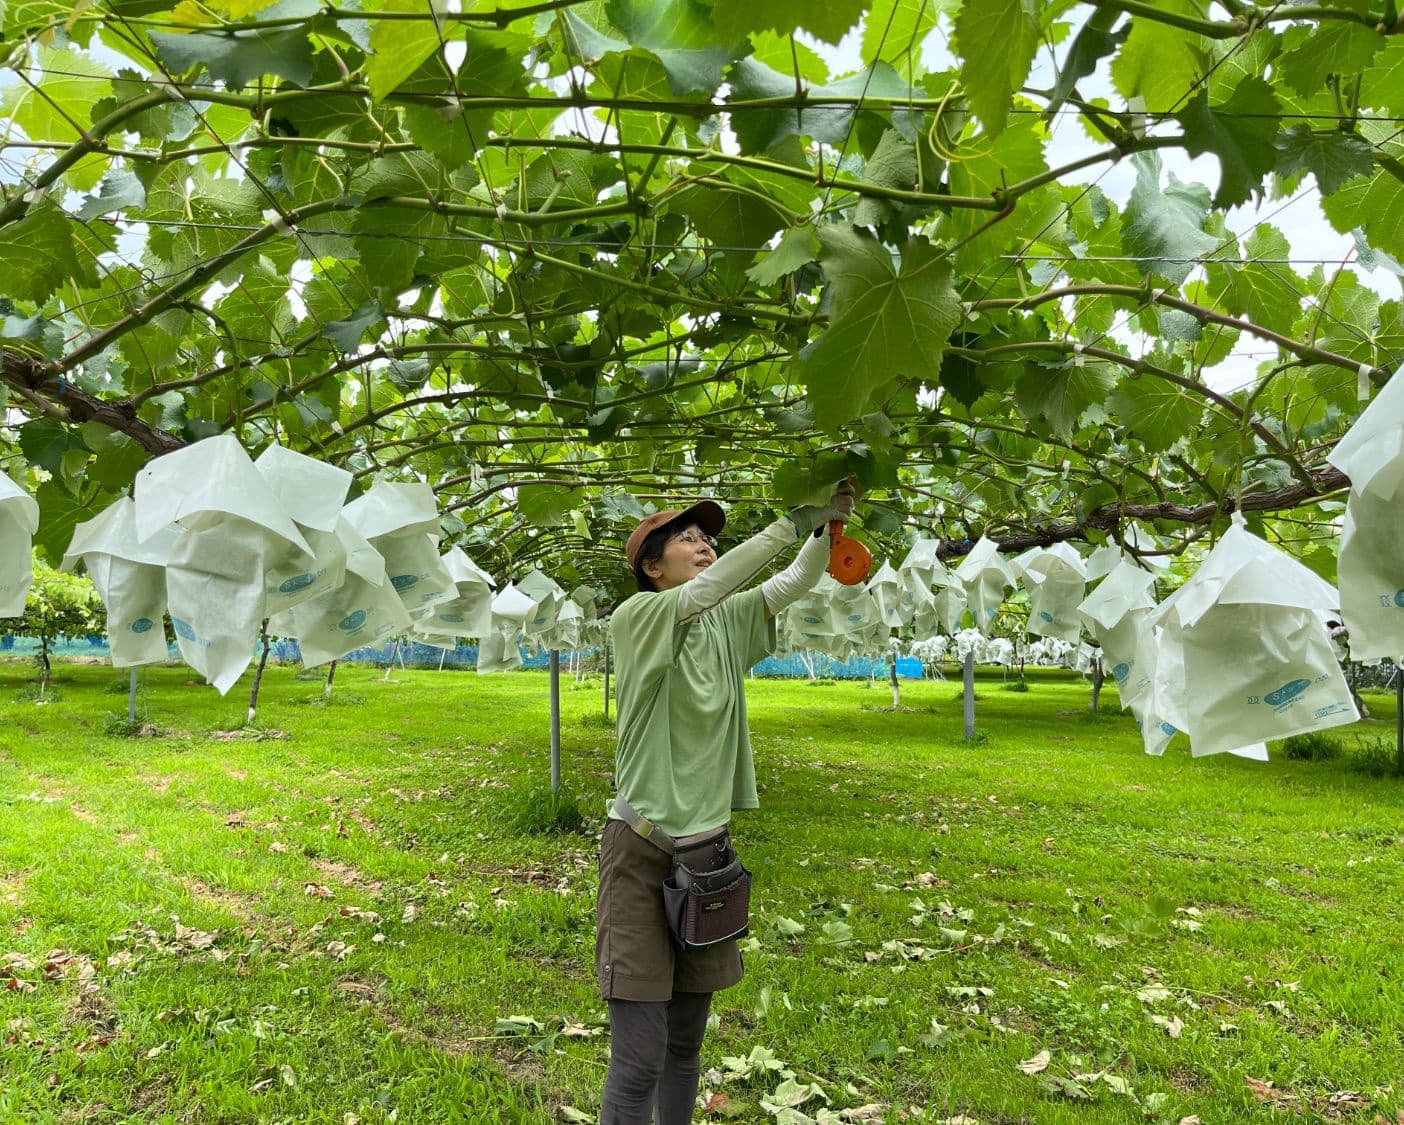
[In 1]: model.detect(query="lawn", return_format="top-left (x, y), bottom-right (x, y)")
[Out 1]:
top-left (1, 659), bottom-right (1402, 1124)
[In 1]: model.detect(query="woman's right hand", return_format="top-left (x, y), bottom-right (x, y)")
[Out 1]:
top-left (786, 476), bottom-right (860, 537)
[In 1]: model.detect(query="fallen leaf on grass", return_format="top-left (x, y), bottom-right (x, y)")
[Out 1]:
top-left (834, 1105), bottom-right (887, 1121)
top-left (1244, 1076), bottom-right (1298, 1108)
top-left (1018, 1050), bottom-right (1051, 1075)
top-left (557, 1108), bottom-right (592, 1123)
top-left (1150, 1014), bottom-right (1184, 1038)
top-left (303, 884), bottom-right (333, 899)
top-left (1178, 1117), bottom-right (1201, 1124)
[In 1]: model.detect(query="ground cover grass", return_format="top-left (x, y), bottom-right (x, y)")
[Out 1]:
top-left (1, 659), bottom-right (1402, 1124)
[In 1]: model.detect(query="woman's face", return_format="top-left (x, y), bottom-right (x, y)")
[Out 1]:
top-left (643, 524), bottom-right (717, 591)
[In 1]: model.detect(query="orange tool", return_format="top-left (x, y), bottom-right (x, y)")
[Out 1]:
top-left (828, 520), bottom-right (872, 585)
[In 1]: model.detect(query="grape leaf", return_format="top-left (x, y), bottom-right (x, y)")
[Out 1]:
top-left (149, 23), bottom-right (317, 88)
top-left (852, 129), bottom-right (919, 229)
top-left (1274, 126), bottom-right (1376, 196)
top-left (1014, 360), bottom-right (1115, 441)
top-left (606, 0), bottom-right (744, 94)
top-left (1175, 77), bottom-right (1280, 209)
top-left (1047, 6), bottom-right (1128, 116)
top-left (1278, 21), bottom-right (1384, 96)
top-left (953, 0), bottom-right (1039, 138)
top-left (799, 236), bottom-right (961, 432)
top-left (1121, 152), bottom-right (1218, 284)
top-left (1109, 1), bottom-right (1207, 114)
top-left (747, 227), bottom-right (822, 286)
top-left (708, 0), bottom-right (869, 46)
top-left (367, 0), bottom-right (449, 102)
top-left (0, 200), bottom-right (99, 303)
top-left (518, 484), bottom-right (586, 526)
top-left (1108, 377), bottom-right (1201, 453)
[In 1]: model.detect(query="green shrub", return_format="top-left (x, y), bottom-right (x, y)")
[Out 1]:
top-left (497, 785), bottom-right (586, 835)
top-left (1002, 680), bottom-right (1030, 693)
top-left (1280, 732), bottom-right (1342, 762)
top-left (1347, 738), bottom-right (1403, 778)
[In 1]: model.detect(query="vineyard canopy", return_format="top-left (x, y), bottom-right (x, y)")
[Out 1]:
top-left (2, 0), bottom-right (1403, 600)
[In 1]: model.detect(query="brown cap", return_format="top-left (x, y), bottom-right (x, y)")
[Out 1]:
top-left (625, 500), bottom-right (725, 571)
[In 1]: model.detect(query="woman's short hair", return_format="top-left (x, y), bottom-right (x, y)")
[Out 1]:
top-left (632, 523), bottom-right (676, 592)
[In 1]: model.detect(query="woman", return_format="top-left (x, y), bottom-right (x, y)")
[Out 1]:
top-left (598, 484), bottom-right (858, 1124)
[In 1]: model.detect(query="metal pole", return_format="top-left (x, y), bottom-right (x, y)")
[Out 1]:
top-left (1395, 663), bottom-right (1402, 776)
top-left (550, 649), bottom-right (562, 792)
top-left (603, 643), bottom-right (611, 720)
top-left (963, 650), bottom-right (976, 740)
top-left (128, 666), bottom-right (137, 724)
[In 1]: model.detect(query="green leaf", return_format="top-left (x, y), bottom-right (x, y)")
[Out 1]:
top-left (746, 227), bottom-right (822, 286)
top-left (606, 0), bottom-right (744, 93)
top-left (1109, 2), bottom-right (1207, 113)
top-left (1175, 77), bottom-right (1280, 209)
top-left (1321, 158), bottom-right (1404, 263)
top-left (1121, 152), bottom-right (1218, 284)
top-left (939, 351), bottom-right (986, 410)
top-left (518, 484), bottom-right (585, 526)
top-left (518, 149), bottom-right (622, 211)
top-left (953, 0), bottom-right (1039, 138)
top-left (707, 0), bottom-right (868, 46)
top-left (727, 58), bottom-right (913, 153)
top-left (1207, 224), bottom-right (1304, 337)
top-left (863, 0), bottom-right (953, 66)
top-left (0, 200), bottom-right (99, 302)
top-left (324, 302), bottom-right (385, 352)
top-left (852, 129), bottom-right (918, 229)
top-left (1278, 21), bottom-right (1384, 96)
top-left (76, 168), bottom-right (147, 221)
top-left (1108, 376), bottom-right (1202, 453)
top-left (799, 236), bottom-right (962, 431)
top-left (367, 0), bottom-right (449, 102)
top-left (33, 482), bottom-right (105, 567)
top-left (1014, 359), bottom-right (1115, 441)
top-left (353, 208), bottom-right (440, 293)
top-left (149, 22), bottom-right (317, 88)
top-left (671, 176), bottom-right (797, 253)
top-left (1047, 7), bottom-right (1127, 115)
top-left (1274, 126), bottom-right (1376, 195)
top-left (774, 451), bottom-right (853, 507)
top-left (19, 419), bottom-right (75, 475)
top-left (0, 45), bottom-right (112, 144)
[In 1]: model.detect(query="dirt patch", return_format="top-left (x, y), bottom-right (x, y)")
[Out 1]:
top-left (130, 1075), bottom-right (171, 1113)
top-left (0, 871), bottom-right (24, 906)
top-left (140, 776), bottom-right (175, 796)
top-left (1167, 1064), bottom-right (1213, 1096)
top-left (312, 859), bottom-right (384, 895)
top-left (66, 986), bottom-right (119, 1035)
top-left (179, 877), bottom-right (262, 923)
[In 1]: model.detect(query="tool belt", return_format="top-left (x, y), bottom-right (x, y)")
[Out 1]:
top-left (611, 795), bottom-right (752, 950)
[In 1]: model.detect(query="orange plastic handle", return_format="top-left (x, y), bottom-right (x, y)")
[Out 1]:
top-left (827, 519), bottom-right (872, 585)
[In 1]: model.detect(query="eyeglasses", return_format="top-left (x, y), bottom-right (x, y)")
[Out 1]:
top-left (673, 530), bottom-right (717, 550)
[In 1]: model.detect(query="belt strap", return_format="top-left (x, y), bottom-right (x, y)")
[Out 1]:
top-left (610, 794), bottom-right (676, 856)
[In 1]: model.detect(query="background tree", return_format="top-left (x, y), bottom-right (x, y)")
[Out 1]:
top-left (16, 554), bottom-right (104, 695)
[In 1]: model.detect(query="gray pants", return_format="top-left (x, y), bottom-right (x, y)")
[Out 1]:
top-left (601, 991), bottom-right (712, 1125)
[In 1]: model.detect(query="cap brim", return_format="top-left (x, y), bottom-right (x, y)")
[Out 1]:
top-left (669, 500), bottom-right (725, 537)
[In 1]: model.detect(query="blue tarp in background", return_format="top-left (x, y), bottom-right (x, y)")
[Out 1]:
top-left (1, 633), bottom-right (927, 679)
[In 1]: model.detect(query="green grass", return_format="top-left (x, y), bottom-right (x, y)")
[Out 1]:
top-left (2, 661), bottom-right (1402, 1123)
